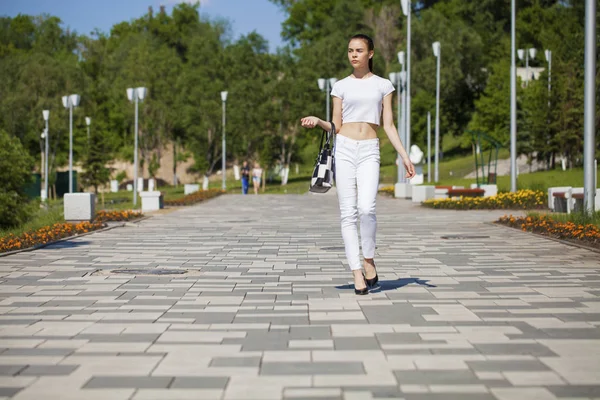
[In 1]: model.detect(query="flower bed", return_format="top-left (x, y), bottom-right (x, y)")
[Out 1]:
top-left (164, 189), bottom-right (224, 206)
top-left (378, 186), bottom-right (395, 196)
top-left (0, 221), bottom-right (104, 253)
top-left (496, 214), bottom-right (600, 249)
top-left (422, 190), bottom-right (545, 210)
top-left (1, 210), bottom-right (144, 254)
top-left (95, 210), bottom-right (143, 222)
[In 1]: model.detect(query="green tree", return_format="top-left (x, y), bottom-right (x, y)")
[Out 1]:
top-left (0, 130), bottom-right (34, 228)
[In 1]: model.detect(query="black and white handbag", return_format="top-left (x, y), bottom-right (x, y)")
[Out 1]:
top-left (309, 122), bottom-right (336, 193)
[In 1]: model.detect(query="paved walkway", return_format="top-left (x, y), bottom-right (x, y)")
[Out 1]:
top-left (1, 193), bottom-right (599, 400)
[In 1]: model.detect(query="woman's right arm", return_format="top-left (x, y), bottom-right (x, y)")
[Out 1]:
top-left (300, 97), bottom-right (342, 132)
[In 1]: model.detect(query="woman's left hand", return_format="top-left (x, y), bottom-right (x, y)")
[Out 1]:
top-left (403, 158), bottom-right (416, 179)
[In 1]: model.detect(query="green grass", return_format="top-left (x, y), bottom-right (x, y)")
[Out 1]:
top-left (0, 201), bottom-right (64, 238)
top-left (380, 149), bottom-right (510, 185)
top-left (434, 167), bottom-right (598, 193)
top-left (529, 210), bottom-right (600, 229)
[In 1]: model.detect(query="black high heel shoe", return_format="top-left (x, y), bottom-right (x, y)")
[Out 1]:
top-left (364, 264), bottom-right (379, 288)
top-left (354, 273), bottom-right (369, 295)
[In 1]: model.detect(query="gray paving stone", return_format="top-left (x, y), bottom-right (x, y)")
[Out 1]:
top-left (20, 365), bottom-right (79, 376)
top-left (334, 337), bottom-right (381, 350)
top-left (395, 370), bottom-right (481, 384)
top-left (0, 365), bottom-right (26, 375)
top-left (84, 376), bottom-right (173, 388)
top-left (210, 357), bottom-right (261, 367)
top-left (0, 388), bottom-right (23, 397)
top-left (466, 360), bottom-right (551, 371)
top-left (261, 362), bottom-right (364, 375)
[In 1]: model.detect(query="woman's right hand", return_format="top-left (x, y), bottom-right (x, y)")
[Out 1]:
top-left (300, 116), bottom-right (320, 129)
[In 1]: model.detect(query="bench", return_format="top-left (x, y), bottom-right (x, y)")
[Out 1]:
top-left (551, 187), bottom-right (584, 214)
top-left (447, 188), bottom-right (485, 198)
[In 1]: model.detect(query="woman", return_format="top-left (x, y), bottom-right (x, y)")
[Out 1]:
top-left (301, 34), bottom-right (416, 295)
top-left (252, 162), bottom-right (263, 195)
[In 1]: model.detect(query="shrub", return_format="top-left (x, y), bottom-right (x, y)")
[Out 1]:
top-left (95, 210), bottom-right (143, 222)
top-left (164, 189), bottom-right (224, 206)
top-left (422, 190), bottom-right (545, 210)
top-left (0, 130), bottom-right (34, 228)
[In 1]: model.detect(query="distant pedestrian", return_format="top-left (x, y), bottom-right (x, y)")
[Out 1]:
top-left (252, 162), bottom-right (263, 195)
top-left (241, 161), bottom-right (250, 195)
top-left (301, 33), bottom-right (415, 295)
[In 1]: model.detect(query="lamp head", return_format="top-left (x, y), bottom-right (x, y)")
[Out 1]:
top-left (398, 51), bottom-right (405, 65)
top-left (221, 91), bottom-right (228, 102)
top-left (42, 110), bottom-right (49, 121)
top-left (529, 48), bottom-right (537, 59)
top-left (517, 49), bottom-right (525, 60)
top-left (41, 130), bottom-right (46, 139)
top-left (69, 94), bottom-right (80, 107)
top-left (400, 0), bottom-right (410, 16)
top-left (389, 72), bottom-right (397, 84)
top-left (137, 87), bottom-right (147, 101)
top-left (127, 88), bottom-right (134, 102)
top-left (317, 78), bottom-right (326, 91)
top-left (399, 71), bottom-right (407, 85)
top-left (328, 78), bottom-right (337, 87)
top-left (432, 42), bottom-right (441, 57)
top-left (544, 49), bottom-right (551, 62)
top-left (85, 117), bottom-right (91, 126)
top-left (62, 96), bottom-right (69, 108)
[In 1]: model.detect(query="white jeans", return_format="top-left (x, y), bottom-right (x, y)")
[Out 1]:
top-left (334, 135), bottom-right (380, 271)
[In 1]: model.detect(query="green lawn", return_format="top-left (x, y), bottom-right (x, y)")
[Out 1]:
top-left (434, 167), bottom-right (598, 193)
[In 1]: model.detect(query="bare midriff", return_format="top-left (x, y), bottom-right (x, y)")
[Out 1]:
top-left (338, 122), bottom-right (379, 140)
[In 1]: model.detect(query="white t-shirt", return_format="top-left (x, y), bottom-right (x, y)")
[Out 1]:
top-left (330, 75), bottom-right (395, 126)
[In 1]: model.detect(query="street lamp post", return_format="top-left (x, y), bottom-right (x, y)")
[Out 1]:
top-left (42, 110), bottom-right (49, 201)
top-left (318, 78), bottom-right (337, 122)
top-left (583, 0), bottom-right (597, 214)
top-left (127, 87), bottom-right (147, 206)
top-left (62, 94), bottom-right (80, 193)
top-left (389, 70), bottom-right (406, 184)
top-left (427, 112), bottom-right (431, 183)
top-left (85, 117), bottom-right (91, 144)
top-left (401, 0), bottom-right (411, 152)
top-left (544, 50), bottom-right (552, 106)
top-left (221, 91), bottom-right (228, 191)
top-left (510, 0), bottom-right (517, 193)
top-left (433, 41), bottom-right (441, 183)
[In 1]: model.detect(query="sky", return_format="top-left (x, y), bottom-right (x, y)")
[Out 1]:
top-left (0, 0), bottom-right (288, 52)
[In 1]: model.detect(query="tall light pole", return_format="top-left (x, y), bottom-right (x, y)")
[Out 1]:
top-left (401, 0), bottom-right (411, 152)
top-left (544, 50), bottom-right (552, 106)
top-left (510, 0), bottom-right (517, 193)
top-left (427, 112), bottom-right (431, 183)
top-left (518, 48), bottom-right (537, 87)
top-left (127, 87), bottom-right (147, 206)
top-left (583, 0), bottom-right (596, 214)
top-left (398, 52), bottom-right (407, 183)
top-left (433, 41), bottom-right (441, 183)
top-left (221, 91), bottom-right (228, 191)
top-left (62, 94), bottom-right (80, 193)
top-left (85, 117), bottom-right (91, 144)
top-left (42, 110), bottom-right (49, 201)
top-left (318, 78), bottom-right (337, 122)
top-left (389, 71), bottom-right (405, 184)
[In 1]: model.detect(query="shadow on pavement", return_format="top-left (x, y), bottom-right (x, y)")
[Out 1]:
top-left (45, 241), bottom-right (92, 249)
top-left (335, 277), bottom-right (437, 292)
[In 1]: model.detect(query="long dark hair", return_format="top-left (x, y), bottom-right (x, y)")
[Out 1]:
top-left (351, 34), bottom-right (374, 72)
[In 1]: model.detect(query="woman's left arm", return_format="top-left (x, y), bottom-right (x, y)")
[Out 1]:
top-left (381, 94), bottom-right (408, 157)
